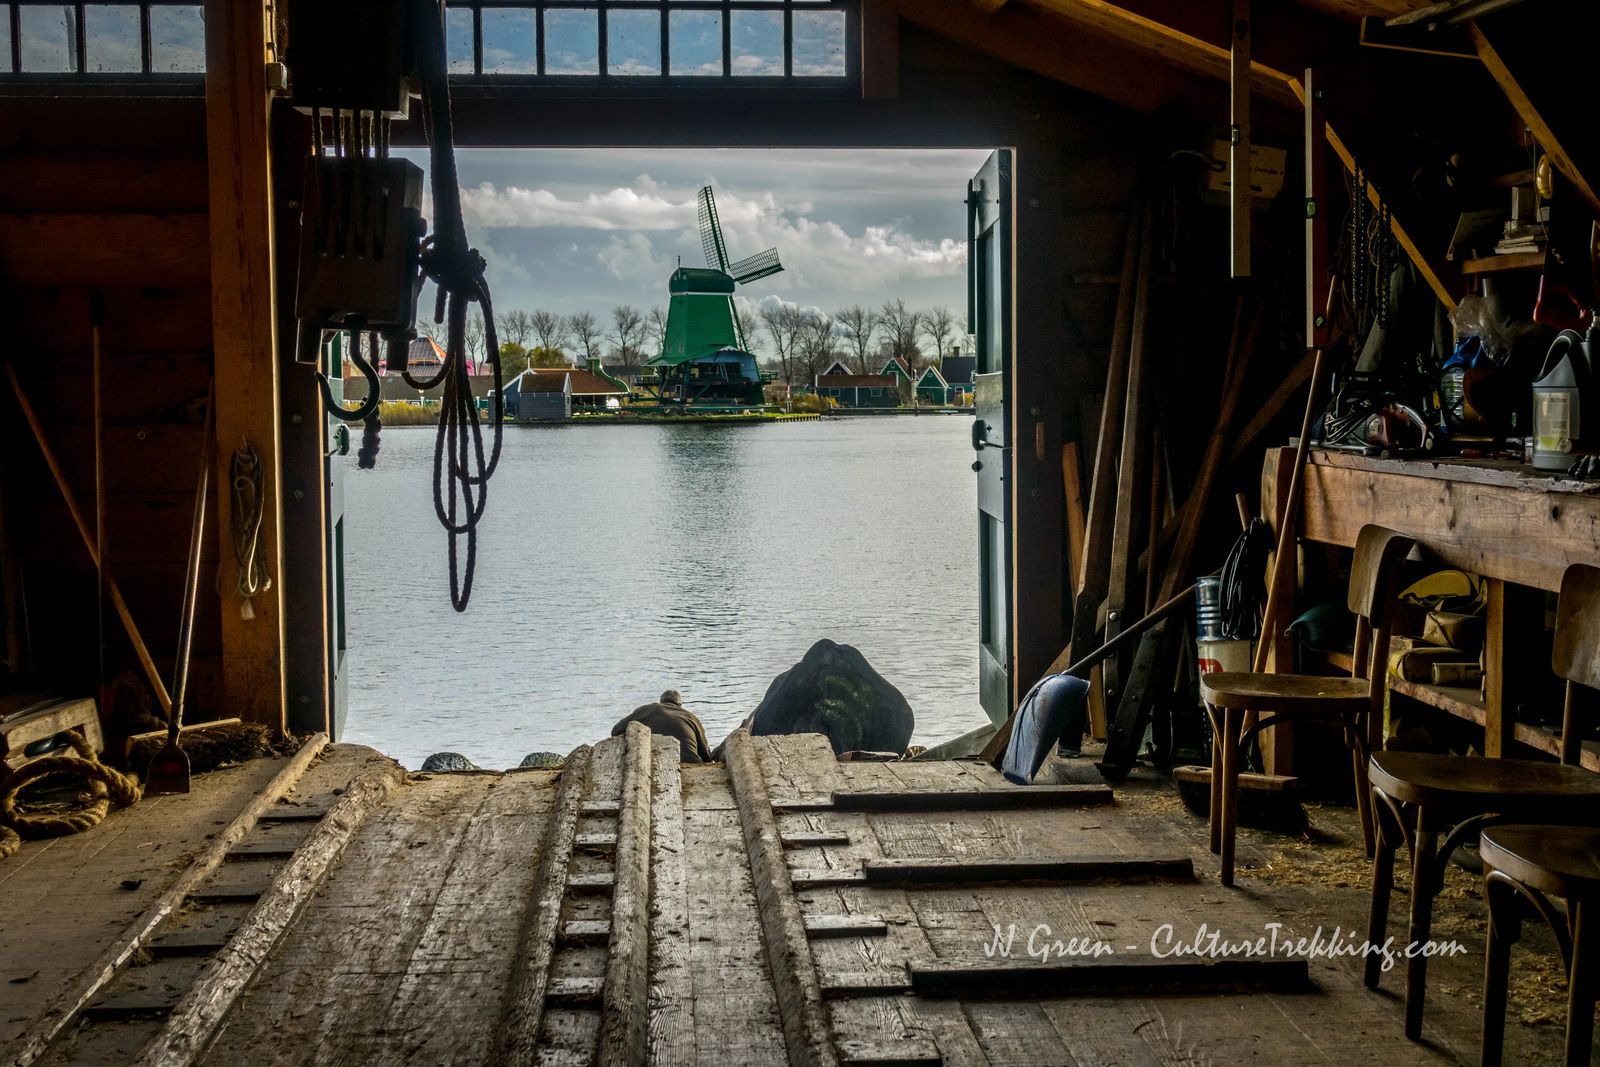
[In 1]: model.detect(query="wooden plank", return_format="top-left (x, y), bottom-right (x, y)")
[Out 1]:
top-left (836, 1038), bottom-right (942, 1065)
top-left (5, 736), bottom-right (329, 1067)
top-left (909, 957), bottom-right (1310, 996)
top-left (0, 214), bottom-right (210, 287)
top-left (546, 977), bottom-right (605, 1007)
top-left (724, 729), bottom-right (840, 1067)
top-left (130, 758), bottom-right (406, 1066)
top-left (204, 0), bottom-right (286, 731)
top-left (1229, 0), bottom-right (1251, 277)
top-left (561, 920), bottom-right (612, 946)
top-left (576, 831), bottom-right (619, 850)
top-left (0, 155), bottom-right (209, 214)
top-left (863, 856), bottom-right (1194, 885)
top-left (646, 737), bottom-right (694, 1065)
top-left (791, 869), bottom-right (871, 890)
top-left (829, 785), bottom-right (1113, 812)
top-left (804, 915), bottom-right (890, 940)
top-left (599, 723), bottom-right (653, 1067)
top-left (783, 830), bottom-right (853, 848)
top-left (497, 746), bottom-right (590, 1066)
top-left (569, 871), bottom-right (615, 894)
top-left (85, 958), bottom-right (209, 1019)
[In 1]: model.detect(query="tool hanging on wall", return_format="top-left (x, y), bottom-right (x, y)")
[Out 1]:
top-left (287, 0), bottom-right (504, 612)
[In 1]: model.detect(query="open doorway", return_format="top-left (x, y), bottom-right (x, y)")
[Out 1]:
top-left (337, 148), bottom-right (995, 768)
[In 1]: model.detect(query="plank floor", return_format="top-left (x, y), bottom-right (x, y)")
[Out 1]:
top-left (1, 735), bottom-right (1584, 1064)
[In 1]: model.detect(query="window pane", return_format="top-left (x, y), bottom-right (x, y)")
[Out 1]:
top-left (545, 9), bottom-right (598, 75)
top-left (482, 8), bottom-right (535, 74)
top-left (86, 5), bottom-right (142, 73)
top-left (730, 10), bottom-right (782, 77)
top-left (20, 5), bottom-right (77, 72)
top-left (150, 6), bottom-right (204, 72)
top-left (0, 11), bottom-right (11, 72)
top-left (792, 10), bottom-right (845, 77)
top-left (608, 9), bottom-right (659, 75)
top-left (446, 6), bottom-right (473, 74)
top-left (668, 11), bottom-right (720, 76)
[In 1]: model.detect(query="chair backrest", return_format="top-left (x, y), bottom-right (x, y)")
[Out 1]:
top-left (1554, 563), bottom-right (1600, 690)
top-left (1347, 525), bottom-right (1417, 621)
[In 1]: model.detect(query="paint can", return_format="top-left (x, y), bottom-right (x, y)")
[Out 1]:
top-left (1195, 576), bottom-right (1252, 680)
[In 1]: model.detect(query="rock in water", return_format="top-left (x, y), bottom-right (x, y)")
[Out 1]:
top-left (419, 751), bottom-right (479, 773)
top-left (736, 640), bottom-right (914, 755)
top-left (518, 752), bottom-right (565, 769)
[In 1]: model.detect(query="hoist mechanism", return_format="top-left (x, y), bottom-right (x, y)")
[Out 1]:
top-left (284, 0), bottom-right (505, 612)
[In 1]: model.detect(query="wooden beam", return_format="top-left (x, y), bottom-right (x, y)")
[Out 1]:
top-left (0, 214), bottom-right (209, 287)
top-left (1230, 0), bottom-right (1252, 277)
top-left (1468, 20), bottom-right (1600, 218)
top-left (599, 726), bottom-right (653, 1067)
top-left (910, 957), bottom-right (1310, 996)
top-left (860, 0), bottom-right (900, 99)
top-left (205, 0), bottom-right (287, 730)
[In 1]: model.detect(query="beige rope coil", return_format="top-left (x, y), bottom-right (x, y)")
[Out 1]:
top-left (0, 731), bottom-right (141, 858)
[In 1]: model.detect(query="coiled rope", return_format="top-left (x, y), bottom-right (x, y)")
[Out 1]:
top-left (402, 0), bottom-right (504, 613)
top-left (225, 442), bottom-right (271, 620)
top-left (0, 731), bottom-right (141, 860)
top-left (1218, 518), bottom-right (1273, 641)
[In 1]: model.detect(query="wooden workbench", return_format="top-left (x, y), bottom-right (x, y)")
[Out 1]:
top-left (1264, 446), bottom-right (1600, 771)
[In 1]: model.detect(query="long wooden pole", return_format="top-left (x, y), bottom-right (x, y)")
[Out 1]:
top-left (4, 361), bottom-right (172, 714)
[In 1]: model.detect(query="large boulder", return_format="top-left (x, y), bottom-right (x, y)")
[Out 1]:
top-left (419, 751), bottom-right (479, 772)
top-left (729, 640), bottom-right (914, 756)
top-left (518, 752), bottom-right (565, 769)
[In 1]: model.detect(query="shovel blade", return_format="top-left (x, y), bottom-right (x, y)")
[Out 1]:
top-left (145, 744), bottom-right (192, 795)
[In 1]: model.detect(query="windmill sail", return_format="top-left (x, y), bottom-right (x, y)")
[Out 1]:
top-left (728, 248), bottom-right (783, 285)
top-left (689, 184), bottom-right (784, 353)
top-left (697, 186), bottom-right (730, 273)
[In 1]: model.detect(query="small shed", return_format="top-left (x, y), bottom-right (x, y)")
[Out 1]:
top-left (813, 372), bottom-right (897, 409)
top-left (503, 370), bottom-right (571, 421)
top-left (915, 365), bottom-right (950, 406)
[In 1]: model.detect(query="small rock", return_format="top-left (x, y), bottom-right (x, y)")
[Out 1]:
top-left (518, 752), bottom-right (565, 769)
top-left (419, 752), bottom-right (479, 773)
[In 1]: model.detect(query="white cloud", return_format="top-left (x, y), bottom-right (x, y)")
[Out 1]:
top-left (598, 232), bottom-right (672, 283)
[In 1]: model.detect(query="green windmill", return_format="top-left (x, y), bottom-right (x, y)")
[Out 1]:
top-left (645, 186), bottom-right (784, 408)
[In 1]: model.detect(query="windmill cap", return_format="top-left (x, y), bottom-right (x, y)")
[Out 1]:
top-left (670, 267), bottom-right (735, 294)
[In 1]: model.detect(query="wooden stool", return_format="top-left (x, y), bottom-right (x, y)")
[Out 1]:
top-left (1200, 524), bottom-right (1414, 886)
top-left (1367, 562), bottom-right (1600, 1040)
top-left (1480, 825), bottom-right (1600, 1067)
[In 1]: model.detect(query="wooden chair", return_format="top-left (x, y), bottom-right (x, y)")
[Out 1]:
top-left (1480, 824), bottom-right (1600, 1067)
top-left (1201, 524), bottom-right (1415, 887)
top-left (1367, 563), bottom-right (1600, 1041)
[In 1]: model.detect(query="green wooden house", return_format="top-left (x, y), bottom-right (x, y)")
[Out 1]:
top-left (915, 364), bottom-right (950, 405)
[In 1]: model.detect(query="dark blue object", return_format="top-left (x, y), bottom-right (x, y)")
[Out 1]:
top-left (1001, 674), bottom-right (1091, 784)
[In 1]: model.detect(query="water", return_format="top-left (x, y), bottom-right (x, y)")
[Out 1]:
top-left (340, 416), bottom-right (984, 769)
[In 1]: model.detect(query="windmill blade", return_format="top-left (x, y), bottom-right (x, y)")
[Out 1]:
top-left (697, 186), bottom-right (730, 272)
top-left (728, 248), bottom-right (784, 285)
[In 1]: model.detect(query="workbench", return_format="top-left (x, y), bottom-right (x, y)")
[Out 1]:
top-left (1262, 446), bottom-right (1600, 772)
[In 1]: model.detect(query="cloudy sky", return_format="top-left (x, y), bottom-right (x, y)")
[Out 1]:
top-left (401, 148), bottom-right (992, 329)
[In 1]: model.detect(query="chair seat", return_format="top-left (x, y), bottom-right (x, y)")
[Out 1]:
top-left (1199, 671), bottom-right (1369, 712)
top-left (1370, 751), bottom-right (1600, 809)
top-left (1481, 824), bottom-right (1600, 899)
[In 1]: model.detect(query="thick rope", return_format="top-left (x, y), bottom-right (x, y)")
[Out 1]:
top-left (0, 731), bottom-right (141, 858)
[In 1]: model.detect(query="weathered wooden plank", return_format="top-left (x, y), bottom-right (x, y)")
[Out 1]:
top-left (804, 915), bottom-right (890, 939)
top-left (568, 870), bottom-right (616, 894)
top-left (0, 214), bottom-right (210, 287)
top-left (863, 856), bottom-right (1193, 885)
top-left (647, 737), bottom-right (695, 1066)
top-left (5, 737), bottom-right (329, 1067)
top-left (131, 758), bottom-right (407, 1066)
top-left (783, 830), bottom-right (854, 848)
top-left (547, 977), bottom-right (604, 1007)
top-left (836, 1038), bottom-right (943, 1065)
top-left (724, 730), bottom-right (840, 1067)
top-left (910, 957), bottom-right (1310, 996)
top-left (0, 155), bottom-right (209, 214)
top-left (497, 746), bottom-right (591, 1066)
top-left (575, 831), bottom-right (618, 851)
top-left (84, 958), bottom-right (209, 1019)
top-left (829, 785), bottom-right (1113, 812)
top-left (599, 723), bottom-right (653, 1067)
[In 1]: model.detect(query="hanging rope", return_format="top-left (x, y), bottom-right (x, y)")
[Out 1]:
top-left (1218, 518), bottom-right (1274, 641)
top-left (404, 0), bottom-right (504, 612)
top-left (0, 730), bottom-right (142, 860)
top-left (226, 442), bottom-right (271, 620)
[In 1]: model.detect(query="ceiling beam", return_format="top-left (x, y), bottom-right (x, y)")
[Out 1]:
top-left (969, 0), bottom-right (1012, 12)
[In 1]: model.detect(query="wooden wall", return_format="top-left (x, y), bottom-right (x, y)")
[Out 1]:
top-left (0, 97), bottom-right (220, 739)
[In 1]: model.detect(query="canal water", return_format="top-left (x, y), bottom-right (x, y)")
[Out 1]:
top-left (340, 416), bottom-right (983, 769)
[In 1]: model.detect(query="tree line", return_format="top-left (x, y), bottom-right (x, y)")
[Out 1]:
top-left (421, 298), bottom-right (967, 385)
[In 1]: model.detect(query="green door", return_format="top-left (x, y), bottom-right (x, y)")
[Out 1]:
top-left (969, 150), bottom-right (1013, 725)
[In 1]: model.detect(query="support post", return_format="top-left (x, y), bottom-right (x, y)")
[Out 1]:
top-left (205, 0), bottom-right (287, 730)
top-left (1229, 0), bottom-right (1251, 278)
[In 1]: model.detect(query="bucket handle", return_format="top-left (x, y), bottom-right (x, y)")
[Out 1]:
top-left (1538, 329), bottom-right (1587, 384)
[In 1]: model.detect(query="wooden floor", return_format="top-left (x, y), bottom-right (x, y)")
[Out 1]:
top-left (0, 732), bottom-right (1583, 1065)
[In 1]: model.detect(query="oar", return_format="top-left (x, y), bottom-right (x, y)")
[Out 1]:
top-left (146, 391), bottom-right (214, 794)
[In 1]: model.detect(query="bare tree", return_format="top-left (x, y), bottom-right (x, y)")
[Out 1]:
top-left (647, 305), bottom-right (669, 356)
top-left (737, 303), bottom-right (762, 355)
top-left (759, 303), bottom-right (806, 395)
top-left (497, 309), bottom-right (534, 349)
top-left (609, 305), bottom-right (649, 378)
top-left (921, 306), bottom-right (957, 365)
top-left (834, 304), bottom-right (879, 373)
top-left (463, 310), bottom-right (486, 367)
top-left (797, 314), bottom-right (838, 383)
top-left (567, 311), bottom-right (603, 364)
top-left (531, 309), bottom-right (566, 352)
top-left (879, 299), bottom-right (923, 371)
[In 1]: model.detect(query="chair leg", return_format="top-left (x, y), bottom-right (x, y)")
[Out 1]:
top-left (1366, 790), bottom-right (1398, 990)
top-left (1219, 706), bottom-right (1243, 887)
top-left (1566, 898), bottom-right (1597, 1067)
top-left (1350, 731), bottom-right (1376, 856)
top-left (1404, 811), bottom-right (1441, 1040)
top-left (1481, 873), bottom-right (1521, 1067)
top-left (1207, 704), bottom-right (1223, 856)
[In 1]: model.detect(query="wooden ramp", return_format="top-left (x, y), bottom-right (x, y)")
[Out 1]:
top-left (8, 729), bottom-right (1462, 1065)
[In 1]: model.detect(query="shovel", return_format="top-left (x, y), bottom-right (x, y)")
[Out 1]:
top-left (147, 395), bottom-right (214, 794)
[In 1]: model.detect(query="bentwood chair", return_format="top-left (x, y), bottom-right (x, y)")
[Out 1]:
top-left (1201, 524), bottom-right (1416, 886)
top-left (1367, 563), bottom-right (1600, 1041)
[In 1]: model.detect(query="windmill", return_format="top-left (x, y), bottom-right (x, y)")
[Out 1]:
top-left (643, 185), bottom-right (785, 408)
top-left (695, 185), bottom-right (783, 349)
